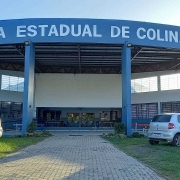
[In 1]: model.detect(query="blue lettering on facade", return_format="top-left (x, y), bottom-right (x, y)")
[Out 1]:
top-left (0, 18), bottom-right (180, 49)
top-left (0, 27), bottom-right (5, 38)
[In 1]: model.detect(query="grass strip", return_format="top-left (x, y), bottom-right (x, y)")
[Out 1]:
top-left (105, 137), bottom-right (180, 180)
top-left (0, 136), bottom-right (46, 158)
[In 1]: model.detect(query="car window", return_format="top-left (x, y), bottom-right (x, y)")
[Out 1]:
top-left (151, 115), bottom-right (171, 122)
top-left (178, 116), bottom-right (180, 123)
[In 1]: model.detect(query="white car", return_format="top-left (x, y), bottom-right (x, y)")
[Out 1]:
top-left (0, 126), bottom-right (3, 137)
top-left (148, 114), bottom-right (180, 146)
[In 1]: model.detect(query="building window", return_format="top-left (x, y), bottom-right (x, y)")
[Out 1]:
top-left (132, 103), bottom-right (158, 119)
top-left (1, 75), bottom-right (24, 92)
top-left (66, 113), bottom-right (80, 127)
top-left (161, 101), bottom-right (180, 113)
top-left (82, 113), bottom-right (95, 121)
top-left (131, 76), bottom-right (157, 93)
top-left (1, 101), bottom-right (23, 118)
top-left (67, 113), bottom-right (80, 121)
top-left (160, 73), bottom-right (180, 91)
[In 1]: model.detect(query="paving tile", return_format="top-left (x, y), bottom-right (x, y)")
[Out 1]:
top-left (0, 135), bottom-right (165, 180)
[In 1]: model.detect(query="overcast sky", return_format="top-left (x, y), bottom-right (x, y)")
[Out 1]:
top-left (0, 0), bottom-right (180, 26)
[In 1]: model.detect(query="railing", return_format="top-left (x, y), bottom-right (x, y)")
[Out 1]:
top-left (2, 119), bottom-right (22, 131)
top-left (132, 123), bottom-right (149, 135)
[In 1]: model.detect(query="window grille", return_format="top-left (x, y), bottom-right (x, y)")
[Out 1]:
top-left (1, 101), bottom-right (23, 118)
top-left (160, 73), bottom-right (180, 91)
top-left (132, 103), bottom-right (158, 119)
top-left (161, 101), bottom-right (180, 113)
top-left (131, 76), bottom-right (157, 93)
top-left (1, 75), bottom-right (24, 92)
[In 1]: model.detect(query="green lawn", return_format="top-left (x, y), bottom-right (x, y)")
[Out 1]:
top-left (104, 137), bottom-right (180, 180)
top-left (0, 136), bottom-right (46, 158)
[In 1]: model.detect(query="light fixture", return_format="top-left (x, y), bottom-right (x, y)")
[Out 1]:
top-left (127, 43), bottom-right (132, 47)
top-left (24, 41), bottom-right (30, 46)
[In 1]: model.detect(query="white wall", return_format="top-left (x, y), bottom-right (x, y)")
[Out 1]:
top-left (1, 69), bottom-right (180, 109)
top-left (35, 74), bottom-right (122, 108)
top-left (35, 70), bottom-right (180, 108)
top-left (0, 70), bottom-right (24, 102)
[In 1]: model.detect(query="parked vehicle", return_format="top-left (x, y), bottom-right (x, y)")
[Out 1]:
top-left (0, 119), bottom-right (3, 137)
top-left (148, 114), bottom-right (180, 146)
top-left (0, 127), bottom-right (2, 137)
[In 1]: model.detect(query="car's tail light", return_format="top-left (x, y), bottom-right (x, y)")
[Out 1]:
top-left (168, 123), bottom-right (175, 129)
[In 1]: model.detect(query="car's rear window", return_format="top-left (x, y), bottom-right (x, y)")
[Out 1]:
top-left (151, 115), bottom-right (171, 122)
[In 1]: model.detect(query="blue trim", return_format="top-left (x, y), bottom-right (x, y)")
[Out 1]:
top-left (1, 118), bottom-right (22, 131)
top-left (22, 42), bottom-right (35, 134)
top-left (122, 42), bottom-right (132, 136)
top-left (132, 118), bottom-right (151, 124)
top-left (1, 18), bottom-right (180, 49)
top-left (36, 124), bottom-right (46, 131)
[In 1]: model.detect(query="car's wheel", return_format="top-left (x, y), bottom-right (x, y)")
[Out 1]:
top-left (172, 134), bottom-right (180, 146)
top-left (149, 140), bottom-right (159, 145)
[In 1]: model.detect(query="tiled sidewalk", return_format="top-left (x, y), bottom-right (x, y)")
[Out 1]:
top-left (0, 135), bottom-right (165, 180)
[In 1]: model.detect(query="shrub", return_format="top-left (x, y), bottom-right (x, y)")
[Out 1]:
top-left (115, 134), bottom-right (127, 138)
top-left (132, 132), bottom-right (141, 138)
top-left (107, 132), bottom-right (115, 137)
top-left (102, 132), bottom-right (106, 136)
top-left (114, 123), bottom-right (125, 134)
top-left (27, 121), bottom-right (37, 133)
top-left (25, 131), bottom-right (52, 137)
top-left (33, 133), bottom-right (41, 137)
top-left (40, 131), bottom-right (52, 137)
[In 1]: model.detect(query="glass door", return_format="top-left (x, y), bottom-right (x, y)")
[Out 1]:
top-left (43, 110), bottom-right (62, 127)
top-left (67, 113), bottom-right (80, 127)
top-left (81, 113), bottom-right (95, 127)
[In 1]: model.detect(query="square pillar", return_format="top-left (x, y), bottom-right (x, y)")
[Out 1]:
top-left (122, 42), bottom-right (132, 136)
top-left (22, 41), bottom-right (35, 134)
